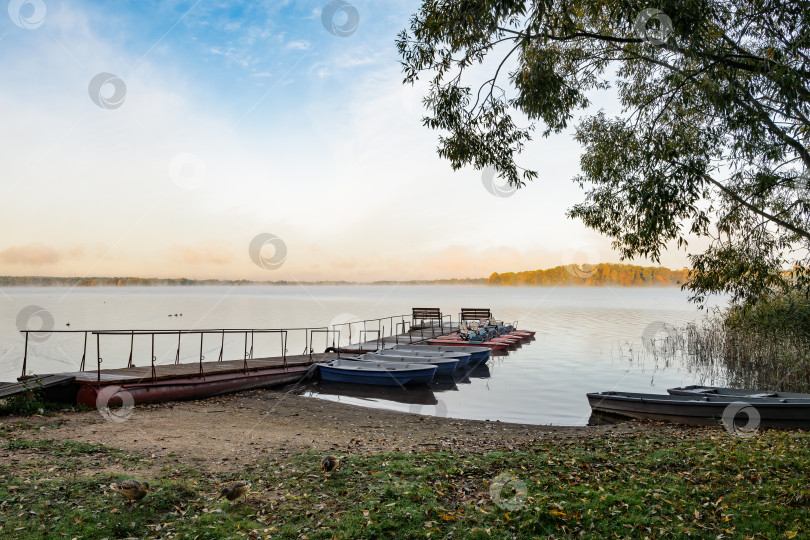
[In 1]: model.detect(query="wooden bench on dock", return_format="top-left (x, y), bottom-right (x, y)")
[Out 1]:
top-left (460, 308), bottom-right (493, 322)
top-left (411, 308), bottom-right (444, 331)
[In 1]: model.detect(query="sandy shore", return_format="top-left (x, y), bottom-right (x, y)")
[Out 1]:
top-left (3, 388), bottom-right (703, 473)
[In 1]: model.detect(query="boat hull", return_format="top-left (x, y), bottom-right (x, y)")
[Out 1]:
top-left (360, 353), bottom-right (459, 376)
top-left (317, 360), bottom-right (437, 387)
top-left (668, 386), bottom-right (810, 399)
top-left (76, 365), bottom-right (308, 407)
top-left (371, 351), bottom-right (469, 371)
top-left (391, 351), bottom-right (475, 368)
top-left (588, 391), bottom-right (810, 428)
top-left (427, 338), bottom-right (508, 351)
top-left (391, 344), bottom-right (491, 363)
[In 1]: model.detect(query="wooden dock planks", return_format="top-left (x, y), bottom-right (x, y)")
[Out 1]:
top-left (0, 374), bottom-right (76, 400)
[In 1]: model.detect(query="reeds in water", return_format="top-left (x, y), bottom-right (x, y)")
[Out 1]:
top-left (682, 318), bottom-right (810, 393)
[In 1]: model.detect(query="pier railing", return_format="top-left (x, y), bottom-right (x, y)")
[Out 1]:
top-left (18, 314), bottom-right (458, 382)
top-left (329, 313), bottom-right (456, 347)
top-left (18, 326), bottom-right (339, 383)
top-left (329, 314), bottom-right (411, 349)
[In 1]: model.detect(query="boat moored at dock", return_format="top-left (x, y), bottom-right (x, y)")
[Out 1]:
top-left (426, 338), bottom-right (509, 351)
top-left (317, 358), bottom-right (437, 386)
top-left (352, 353), bottom-right (459, 376)
top-left (372, 349), bottom-right (471, 369)
top-left (389, 344), bottom-right (490, 364)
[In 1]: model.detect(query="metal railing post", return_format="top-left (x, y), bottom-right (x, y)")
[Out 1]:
top-left (80, 332), bottom-right (87, 371)
top-left (151, 333), bottom-right (156, 382)
top-left (199, 332), bottom-right (205, 377)
top-left (243, 331), bottom-right (249, 373)
top-left (127, 331), bottom-right (134, 368)
top-left (21, 331), bottom-right (28, 378)
top-left (96, 333), bottom-right (102, 386)
top-left (281, 330), bottom-right (287, 368)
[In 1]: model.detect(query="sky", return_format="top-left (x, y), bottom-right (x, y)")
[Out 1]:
top-left (0, 0), bottom-right (697, 282)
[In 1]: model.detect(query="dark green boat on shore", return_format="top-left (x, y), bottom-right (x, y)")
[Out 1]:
top-left (587, 390), bottom-right (810, 428)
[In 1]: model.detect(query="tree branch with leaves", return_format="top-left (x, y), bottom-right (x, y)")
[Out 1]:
top-left (398, 0), bottom-right (810, 304)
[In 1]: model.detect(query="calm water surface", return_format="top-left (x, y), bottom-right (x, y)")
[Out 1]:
top-left (0, 285), bottom-right (720, 426)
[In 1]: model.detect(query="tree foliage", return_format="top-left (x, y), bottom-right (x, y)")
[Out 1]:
top-left (398, 0), bottom-right (810, 304)
top-left (488, 262), bottom-right (689, 286)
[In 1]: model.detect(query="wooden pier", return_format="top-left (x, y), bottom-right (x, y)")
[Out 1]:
top-left (10, 308), bottom-right (532, 407)
top-left (12, 312), bottom-right (464, 407)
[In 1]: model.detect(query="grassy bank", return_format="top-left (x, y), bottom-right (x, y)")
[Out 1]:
top-left (2, 421), bottom-right (808, 539)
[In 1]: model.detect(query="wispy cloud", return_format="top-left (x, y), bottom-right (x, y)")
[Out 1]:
top-left (285, 39), bottom-right (311, 51)
top-left (0, 244), bottom-right (63, 265)
top-left (209, 46), bottom-right (255, 68)
top-left (0, 0), bottom-right (690, 281)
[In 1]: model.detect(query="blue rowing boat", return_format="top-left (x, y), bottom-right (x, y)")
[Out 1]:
top-left (356, 353), bottom-right (459, 377)
top-left (372, 349), bottom-right (470, 370)
top-left (317, 358), bottom-right (437, 386)
top-left (390, 344), bottom-right (490, 364)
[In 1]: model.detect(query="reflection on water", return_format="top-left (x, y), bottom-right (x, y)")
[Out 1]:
top-left (313, 381), bottom-right (439, 406)
top-left (0, 285), bottom-right (721, 425)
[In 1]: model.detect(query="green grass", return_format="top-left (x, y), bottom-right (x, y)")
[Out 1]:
top-left (1, 430), bottom-right (809, 538)
top-left (0, 393), bottom-right (64, 416)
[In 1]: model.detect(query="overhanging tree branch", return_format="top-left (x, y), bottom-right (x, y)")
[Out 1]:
top-left (699, 172), bottom-right (810, 242)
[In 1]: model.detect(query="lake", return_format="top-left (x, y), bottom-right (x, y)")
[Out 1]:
top-left (0, 285), bottom-right (720, 425)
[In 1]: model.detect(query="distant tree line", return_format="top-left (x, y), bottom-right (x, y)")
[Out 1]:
top-left (0, 268), bottom-right (689, 287)
top-left (487, 264), bottom-right (689, 287)
top-left (0, 276), bottom-right (487, 287)
top-left (0, 276), bottom-right (276, 287)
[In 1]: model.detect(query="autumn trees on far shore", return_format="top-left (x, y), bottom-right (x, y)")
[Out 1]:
top-left (488, 264), bottom-right (688, 287)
